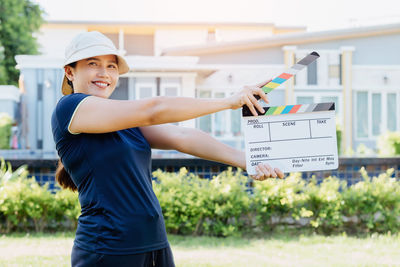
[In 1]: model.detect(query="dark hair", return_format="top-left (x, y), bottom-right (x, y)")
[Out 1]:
top-left (55, 159), bottom-right (77, 191)
top-left (56, 62), bottom-right (78, 191)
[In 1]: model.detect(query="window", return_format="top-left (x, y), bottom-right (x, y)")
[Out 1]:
top-left (110, 77), bottom-right (128, 100)
top-left (164, 87), bottom-right (178, 96)
top-left (387, 93), bottom-right (397, 131)
top-left (231, 109), bottom-right (241, 136)
top-left (372, 93), bottom-right (381, 136)
top-left (139, 87), bottom-right (153, 99)
top-left (214, 92), bottom-right (226, 136)
top-left (160, 77), bottom-right (181, 97)
top-left (196, 90), bottom-right (243, 137)
top-left (297, 96), bottom-right (314, 104)
top-left (356, 92), bottom-right (368, 138)
top-left (356, 91), bottom-right (399, 139)
top-left (307, 60), bottom-right (317, 85)
top-left (135, 78), bottom-right (156, 99)
top-left (198, 91), bottom-right (212, 133)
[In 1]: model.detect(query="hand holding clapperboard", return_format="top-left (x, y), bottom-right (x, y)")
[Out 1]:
top-left (242, 52), bottom-right (339, 175)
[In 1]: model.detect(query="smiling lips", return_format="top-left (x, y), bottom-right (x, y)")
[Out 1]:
top-left (92, 81), bottom-right (110, 88)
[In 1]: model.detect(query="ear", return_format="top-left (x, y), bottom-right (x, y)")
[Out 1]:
top-left (64, 66), bottom-right (74, 82)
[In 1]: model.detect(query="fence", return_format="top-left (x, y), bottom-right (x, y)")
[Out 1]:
top-left (4, 157), bottom-right (400, 190)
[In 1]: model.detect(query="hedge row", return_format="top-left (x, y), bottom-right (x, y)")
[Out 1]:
top-left (1, 158), bottom-right (400, 235)
top-left (154, 167), bottom-right (400, 236)
top-left (0, 159), bottom-right (79, 233)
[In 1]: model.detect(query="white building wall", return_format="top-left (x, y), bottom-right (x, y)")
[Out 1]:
top-left (37, 28), bottom-right (87, 57)
top-left (352, 66), bottom-right (400, 89)
top-left (216, 29), bottom-right (272, 42)
top-left (154, 30), bottom-right (208, 56)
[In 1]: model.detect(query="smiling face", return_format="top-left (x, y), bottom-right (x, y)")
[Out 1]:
top-left (64, 54), bottom-right (119, 98)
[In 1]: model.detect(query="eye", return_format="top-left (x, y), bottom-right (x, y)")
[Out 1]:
top-left (88, 62), bottom-right (97, 66)
top-left (108, 64), bottom-right (117, 69)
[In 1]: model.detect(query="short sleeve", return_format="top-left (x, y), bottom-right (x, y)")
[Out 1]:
top-left (51, 93), bottom-right (90, 140)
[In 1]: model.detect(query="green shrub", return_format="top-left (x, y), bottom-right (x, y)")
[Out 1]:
top-left (336, 123), bottom-right (342, 155)
top-left (303, 176), bottom-right (346, 234)
top-left (201, 168), bottom-right (251, 237)
top-left (0, 158), bottom-right (79, 232)
top-left (377, 131), bottom-right (400, 156)
top-left (342, 167), bottom-right (400, 233)
top-left (153, 167), bottom-right (251, 237)
top-left (2, 157), bottom-right (400, 236)
top-left (24, 180), bottom-right (55, 232)
top-left (153, 168), bottom-right (207, 235)
top-left (53, 188), bottom-right (80, 229)
top-left (252, 173), bottom-right (308, 231)
top-left (0, 177), bottom-right (31, 232)
top-left (0, 113), bottom-right (13, 149)
top-left (0, 158), bottom-right (30, 232)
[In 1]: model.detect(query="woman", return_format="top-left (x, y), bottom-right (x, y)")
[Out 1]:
top-left (51, 31), bottom-right (284, 267)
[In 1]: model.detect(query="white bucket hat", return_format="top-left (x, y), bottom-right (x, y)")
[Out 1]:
top-left (61, 31), bottom-right (130, 95)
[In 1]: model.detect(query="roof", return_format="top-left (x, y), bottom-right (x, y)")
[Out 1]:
top-left (162, 22), bottom-right (400, 56)
top-left (45, 20), bottom-right (305, 29)
top-left (42, 20), bottom-right (306, 35)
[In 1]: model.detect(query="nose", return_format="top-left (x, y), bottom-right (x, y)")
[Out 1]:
top-left (97, 66), bottom-right (110, 78)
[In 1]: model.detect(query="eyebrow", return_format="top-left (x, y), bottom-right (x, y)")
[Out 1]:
top-left (86, 57), bottom-right (117, 64)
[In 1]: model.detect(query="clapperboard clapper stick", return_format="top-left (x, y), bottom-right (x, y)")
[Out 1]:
top-left (242, 51), bottom-right (320, 116)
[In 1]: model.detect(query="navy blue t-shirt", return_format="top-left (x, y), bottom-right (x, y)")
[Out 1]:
top-left (51, 93), bottom-right (169, 255)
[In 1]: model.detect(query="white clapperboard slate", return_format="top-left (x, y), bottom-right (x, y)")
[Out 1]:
top-left (242, 52), bottom-right (339, 175)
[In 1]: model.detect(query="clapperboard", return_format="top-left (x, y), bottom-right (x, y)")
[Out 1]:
top-left (242, 52), bottom-right (339, 175)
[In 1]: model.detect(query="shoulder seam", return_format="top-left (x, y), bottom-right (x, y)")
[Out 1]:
top-left (68, 96), bottom-right (91, 135)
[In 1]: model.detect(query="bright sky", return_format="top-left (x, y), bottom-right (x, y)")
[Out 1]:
top-left (35, 0), bottom-right (400, 31)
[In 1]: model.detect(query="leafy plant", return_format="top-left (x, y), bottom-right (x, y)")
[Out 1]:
top-left (2, 157), bottom-right (400, 236)
top-left (342, 167), bottom-right (400, 233)
top-left (377, 131), bottom-right (400, 156)
top-left (0, 113), bottom-right (13, 149)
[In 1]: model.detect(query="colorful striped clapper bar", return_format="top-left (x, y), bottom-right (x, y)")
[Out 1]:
top-left (242, 51), bottom-right (320, 116)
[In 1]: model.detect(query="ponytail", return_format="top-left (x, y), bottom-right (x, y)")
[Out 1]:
top-left (55, 159), bottom-right (77, 191)
top-left (56, 62), bottom-right (78, 191)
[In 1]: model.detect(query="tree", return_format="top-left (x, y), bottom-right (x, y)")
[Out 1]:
top-left (0, 0), bottom-right (44, 85)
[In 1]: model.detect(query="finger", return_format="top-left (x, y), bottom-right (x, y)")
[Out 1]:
top-left (251, 168), bottom-right (261, 181)
top-left (265, 164), bottom-right (277, 178)
top-left (244, 97), bottom-right (258, 116)
top-left (254, 164), bottom-right (263, 181)
top-left (255, 79), bottom-right (272, 88)
top-left (258, 163), bottom-right (270, 179)
top-left (275, 168), bottom-right (284, 179)
top-left (255, 87), bottom-right (269, 104)
top-left (253, 174), bottom-right (261, 181)
top-left (248, 93), bottom-right (265, 114)
top-left (262, 163), bottom-right (277, 178)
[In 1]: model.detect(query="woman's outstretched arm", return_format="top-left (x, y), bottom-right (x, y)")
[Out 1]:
top-left (69, 80), bottom-right (270, 134)
top-left (140, 124), bottom-right (284, 180)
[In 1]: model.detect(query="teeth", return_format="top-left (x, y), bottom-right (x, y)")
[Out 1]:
top-left (94, 82), bottom-right (108, 87)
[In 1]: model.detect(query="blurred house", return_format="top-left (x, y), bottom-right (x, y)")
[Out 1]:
top-left (12, 20), bottom-right (400, 158)
top-left (0, 86), bottom-right (20, 121)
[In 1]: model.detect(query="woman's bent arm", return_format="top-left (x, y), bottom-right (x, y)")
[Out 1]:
top-left (69, 96), bottom-right (232, 134)
top-left (140, 124), bottom-right (284, 179)
top-left (141, 124), bottom-right (245, 168)
top-left (69, 80), bottom-right (270, 134)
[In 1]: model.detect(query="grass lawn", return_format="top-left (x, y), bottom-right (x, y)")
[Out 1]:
top-left (0, 231), bottom-right (400, 266)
